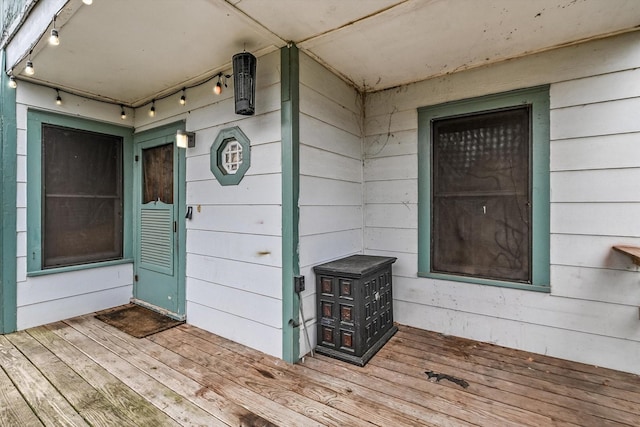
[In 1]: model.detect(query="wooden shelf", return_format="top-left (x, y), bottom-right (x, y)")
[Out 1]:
top-left (612, 245), bottom-right (640, 266)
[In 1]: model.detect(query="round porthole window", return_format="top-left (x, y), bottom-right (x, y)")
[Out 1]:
top-left (210, 126), bottom-right (251, 185)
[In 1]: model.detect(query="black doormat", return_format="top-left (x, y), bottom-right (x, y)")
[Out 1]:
top-left (95, 304), bottom-right (184, 338)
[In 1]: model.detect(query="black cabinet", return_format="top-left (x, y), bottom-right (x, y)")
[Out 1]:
top-left (314, 255), bottom-right (397, 366)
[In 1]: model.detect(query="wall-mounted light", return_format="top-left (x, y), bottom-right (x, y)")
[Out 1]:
top-left (25, 51), bottom-right (35, 75)
top-left (149, 100), bottom-right (156, 117)
top-left (8, 75), bottom-right (17, 89)
top-left (49, 17), bottom-right (59, 46)
top-left (180, 88), bottom-right (186, 105)
top-left (55, 89), bottom-right (62, 105)
top-left (232, 51), bottom-right (256, 115)
top-left (176, 129), bottom-right (195, 148)
top-left (120, 105), bottom-right (127, 120)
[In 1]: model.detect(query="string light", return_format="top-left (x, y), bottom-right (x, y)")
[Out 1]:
top-left (25, 51), bottom-right (35, 75)
top-left (8, 75), bottom-right (17, 88)
top-left (213, 72), bottom-right (230, 95)
top-left (18, 61), bottom-right (233, 120)
top-left (49, 17), bottom-right (59, 46)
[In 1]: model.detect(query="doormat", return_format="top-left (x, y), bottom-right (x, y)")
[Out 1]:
top-left (95, 304), bottom-right (184, 338)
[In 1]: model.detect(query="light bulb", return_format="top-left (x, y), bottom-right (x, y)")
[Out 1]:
top-left (214, 81), bottom-right (222, 95)
top-left (56, 95), bottom-right (62, 105)
top-left (25, 60), bottom-right (34, 75)
top-left (180, 94), bottom-right (186, 105)
top-left (120, 106), bottom-right (126, 120)
top-left (82, 0), bottom-right (93, 5)
top-left (149, 104), bottom-right (156, 117)
top-left (8, 76), bottom-right (17, 88)
top-left (49, 28), bottom-right (59, 46)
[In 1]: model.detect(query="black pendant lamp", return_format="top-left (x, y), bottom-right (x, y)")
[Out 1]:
top-left (232, 52), bottom-right (256, 115)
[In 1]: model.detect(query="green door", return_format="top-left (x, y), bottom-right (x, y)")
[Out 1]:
top-left (133, 125), bottom-right (185, 319)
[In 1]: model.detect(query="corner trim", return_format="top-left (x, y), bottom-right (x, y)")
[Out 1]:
top-left (0, 50), bottom-right (17, 333)
top-left (281, 44), bottom-right (300, 363)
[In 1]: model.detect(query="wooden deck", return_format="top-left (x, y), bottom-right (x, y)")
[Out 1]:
top-left (1, 314), bottom-right (639, 427)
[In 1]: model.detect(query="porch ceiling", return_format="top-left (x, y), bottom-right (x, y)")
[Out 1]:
top-left (6, 0), bottom-right (640, 107)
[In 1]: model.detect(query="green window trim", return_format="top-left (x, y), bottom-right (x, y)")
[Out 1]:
top-left (26, 110), bottom-right (134, 275)
top-left (209, 126), bottom-right (251, 185)
top-left (417, 86), bottom-right (550, 292)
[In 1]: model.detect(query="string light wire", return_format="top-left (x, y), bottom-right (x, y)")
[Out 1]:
top-left (9, 8), bottom-right (233, 119)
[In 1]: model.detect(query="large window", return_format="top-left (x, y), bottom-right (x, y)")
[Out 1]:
top-left (27, 111), bottom-right (133, 274)
top-left (418, 87), bottom-right (550, 291)
top-left (42, 125), bottom-right (123, 268)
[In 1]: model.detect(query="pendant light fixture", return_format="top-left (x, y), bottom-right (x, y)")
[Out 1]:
top-left (8, 75), bottom-right (17, 88)
top-left (149, 100), bottom-right (156, 117)
top-left (120, 105), bottom-right (127, 120)
top-left (180, 88), bottom-right (186, 105)
top-left (55, 89), bottom-right (62, 105)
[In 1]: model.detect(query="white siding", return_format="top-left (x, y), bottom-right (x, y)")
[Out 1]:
top-left (137, 51), bottom-right (285, 358)
top-left (298, 52), bottom-right (364, 357)
top-left (363, 31), bottom-right (640, 374)
top-left (15, 83), bottom-right (134, 329)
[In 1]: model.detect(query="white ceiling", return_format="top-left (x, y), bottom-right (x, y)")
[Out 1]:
top-left (8, 0), bottom-right (640, 107)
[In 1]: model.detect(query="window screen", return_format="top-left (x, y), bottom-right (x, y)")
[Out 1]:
top-left (42, 124), bottom-right (123, 268)
top-left (431, 107), bottom-right (531, 283)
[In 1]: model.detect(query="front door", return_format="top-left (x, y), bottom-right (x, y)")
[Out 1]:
top-left (133, 125), bottom-right (185, 319)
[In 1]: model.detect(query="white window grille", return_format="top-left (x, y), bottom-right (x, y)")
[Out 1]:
top-left (221, 140), bottom-right (243, 174)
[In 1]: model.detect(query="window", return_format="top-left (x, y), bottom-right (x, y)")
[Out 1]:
top-left (27, 111), bottom-right (133, 274)
top-left (221, 140), bottom-right (243, 174)
top-left (418, 86), bottom-right (550, 291)
top-left (42, 125), bottom-right (123, 268)
top-left (210, 126), bottom-right (251, 185)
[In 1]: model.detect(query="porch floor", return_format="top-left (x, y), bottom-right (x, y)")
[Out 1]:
top-left (1, 313), bottom-right (639, 426)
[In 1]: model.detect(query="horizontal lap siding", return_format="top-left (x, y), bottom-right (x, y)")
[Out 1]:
top-left (298, 52), bottom-right (364, 356)
top-left (363, 31), bottom-right (640, 374)
top-left (175, 51), bottom-right (285, 358)
top-left (15, 85), bottom-right (134, 329)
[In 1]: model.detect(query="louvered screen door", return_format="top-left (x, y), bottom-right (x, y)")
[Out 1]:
top-left (134, 140), bottom-right (180, 314)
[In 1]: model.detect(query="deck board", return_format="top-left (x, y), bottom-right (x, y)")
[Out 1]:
top-left (6, 330), bottom-right (144, 427)
top-left (0, 335), bottom-right (89, 426)
top-left (0, 311), bottom-right (638, 426)
top-left (0, 361), bottom-right (43, 427)
top-left (154, 326), bottom-right (430, 427)
top-left (395, 329), bottom-right (640, 413)
top-left (389, 341), bottom-right (639, 422)
top-left (69, 315), bottom-right (297, 427)
top-left (53, 318), bottom-right (223, 427)
top-left (27, 325), bottom-right (178, 426)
